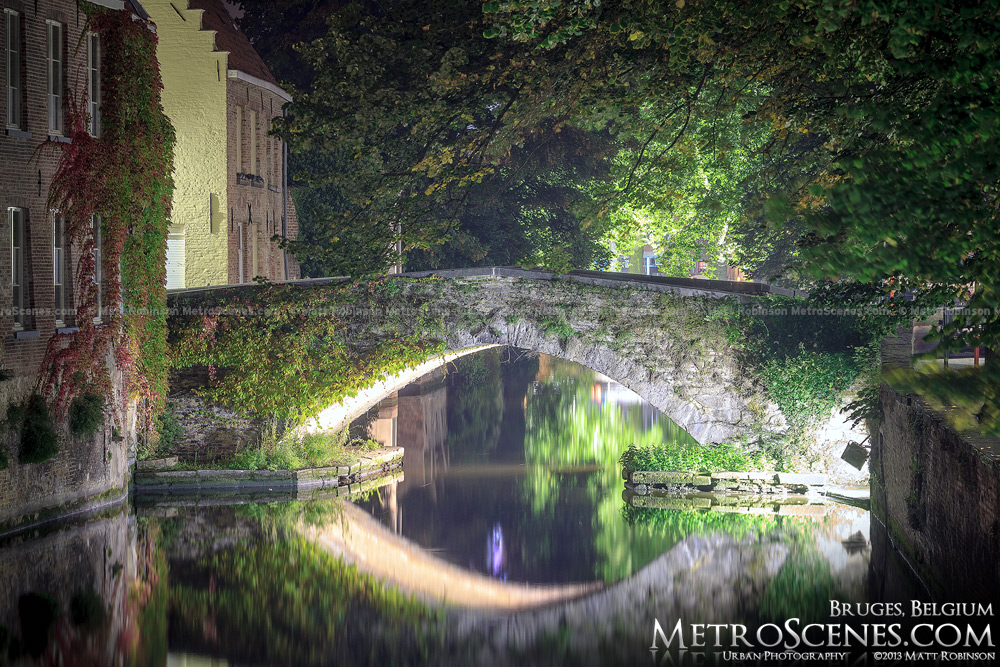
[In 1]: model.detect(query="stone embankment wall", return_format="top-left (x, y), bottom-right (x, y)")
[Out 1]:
top-left (872, 330), bottom-right (1000, 602)
top-left (0, 399), bottom-right (132, 534)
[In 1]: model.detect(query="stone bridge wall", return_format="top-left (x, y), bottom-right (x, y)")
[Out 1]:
top-left (0, 377), bottom-right (132, 533)
top-left (167, 268), bottom-right (790, 445)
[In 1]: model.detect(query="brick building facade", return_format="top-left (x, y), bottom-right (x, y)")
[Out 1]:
top-left (153, 0), bottom-right (299, 288)
top-left (0, 0), bottom-right (136, 387)
top-left (0, 0), bottom-right (146, 527)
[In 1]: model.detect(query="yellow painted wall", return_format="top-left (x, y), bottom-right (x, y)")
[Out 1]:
top-left (145, 2), bottom-right (229, 287)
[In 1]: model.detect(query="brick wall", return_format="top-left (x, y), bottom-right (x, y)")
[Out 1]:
top-left (0, 0), bottom-right (93, 381)
top-left (0, 0), bottom-right (136, 530)
top-left (871, 385), bottom-right (1000, 602)
top-left (226, 76), bottom-right (299, 283)
top-left (0, 403), bottom-right (131, 528)
top-left (145, 0), bottom-right (230, 289)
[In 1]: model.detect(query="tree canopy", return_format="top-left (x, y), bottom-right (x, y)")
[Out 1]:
top-left (238, 0), bottom-right (1000, 372)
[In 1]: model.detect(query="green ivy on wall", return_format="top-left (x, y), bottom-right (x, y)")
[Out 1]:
top-left (41, 7), bottom-right (175, 433)
top-left (169, 279), bottom-right (449, 424)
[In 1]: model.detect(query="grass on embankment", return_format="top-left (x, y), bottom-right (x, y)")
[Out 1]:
top-left (619, 441), bottom-right (775, 474)
top-left (231, 429), bottom-right (380, 471)
top-left (152, 429), bottom-right (382, 472)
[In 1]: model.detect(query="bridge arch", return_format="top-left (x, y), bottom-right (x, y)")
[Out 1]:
top-left (295, 268), bottom-right (789, 444)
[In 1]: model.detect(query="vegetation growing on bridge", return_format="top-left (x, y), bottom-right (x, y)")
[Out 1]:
top-left (167, 275), bottom-right (884, 470)
top-left (169, 278), bottom-right (450, 425)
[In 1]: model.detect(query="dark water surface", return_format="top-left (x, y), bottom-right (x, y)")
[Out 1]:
top-left (0, 348), bottom-right (930, 667)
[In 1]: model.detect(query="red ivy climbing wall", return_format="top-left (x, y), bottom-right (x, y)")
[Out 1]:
top-left (42, 7), bottom-right (175, 434)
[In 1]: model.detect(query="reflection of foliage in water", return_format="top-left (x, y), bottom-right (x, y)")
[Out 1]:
top-left (760, 531), bottom-right (842, 624)
top-left (523, 357), bottom-right (698, 512)
top-left (621, 505), bottom-right (781, 542)
top-left (522, 356), bottom-right (725, 581)
top-left (129, 521), bottom-right (169, 667)
top-left (168, 535), bottom-right (454, 666)
top-left (446, 349), bottom-right (505, 463)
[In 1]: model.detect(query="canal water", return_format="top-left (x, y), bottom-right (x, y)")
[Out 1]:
top-left (0, 348), bottom-right (927, 666)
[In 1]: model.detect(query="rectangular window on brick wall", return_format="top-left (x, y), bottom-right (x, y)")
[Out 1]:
top-left (249, 109), bottom-right (257, 176)
top-left (47, 20), bottom-right (63, 134)
top-left (235, 105), bottom-right (243, 173)
top-left (9, 206), bottom-right (26, 330)
top-left (93, 215), bottom-right (103, 323)
top-left (237, 220), bottom-right (244, 283)
top-left (52, 212), bottom-right (72, 327)
top-left (6, 9), bottom-right (21, 129)
top-left (274, 138), bottom-right (280, 186)
top-left (87, 32), bottom-right (100, 137)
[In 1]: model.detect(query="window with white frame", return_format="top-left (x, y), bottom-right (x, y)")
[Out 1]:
top-left (87, 32), bottom-right (100, 137)
top-left (47, 21), bottom-right (63, 134)
top-left (6, 9), bottom-right (20, 128)
top-left (249, 109), bottom-right (257, 175)
top-left (235, 106), bottom-right (243, 172)
top-left (10, 207), bottom-right (25, 329)
top-left (53, 213), bottom-right (68, 327)
top-left (93, 215), bottom-right (103, 322)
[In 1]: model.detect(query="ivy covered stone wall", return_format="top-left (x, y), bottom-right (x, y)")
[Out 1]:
top-left (167, 271), bottom-right (874, 453)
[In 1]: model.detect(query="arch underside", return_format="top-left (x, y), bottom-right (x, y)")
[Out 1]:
top-left (444, 330), bottom-right (768, 445)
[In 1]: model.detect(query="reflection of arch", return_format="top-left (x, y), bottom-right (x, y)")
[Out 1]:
top-left (303, 501), bottom-right (601, 611)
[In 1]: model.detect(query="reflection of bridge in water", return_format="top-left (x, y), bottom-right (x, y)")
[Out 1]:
top-left (299, 495), bottom-right (876, 662)
top-left (302, 501), bottom-right (602, 610)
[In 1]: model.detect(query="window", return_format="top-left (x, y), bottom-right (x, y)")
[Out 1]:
top-left (249, 109), bottom-right (257, 175)
top-left (87, 32), bottom-right (100, 137)
top-left (235, 106), bottom-right (242, 171)
top-left (93, 215), bottom-right (103, 322)
top-left (47, 21), bottom-right (63, 134)
top-left (274, 138), bottom-right (281, 185)
top-left (247, 109), bottom-right (258, 175)
top-left (237, 221), bottom-right (244, 283)
top-left (6, 9), bottom-right (20, 128)
top-left (645, 255), bottom-right (659, 275)
top-left (9, 207), bottom-right (24, 329)
top-left (52, 213), bottom-right (70, 327)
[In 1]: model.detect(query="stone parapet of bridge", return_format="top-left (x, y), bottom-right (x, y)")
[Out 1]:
top-left (167, 268), bottom-right (798, 445)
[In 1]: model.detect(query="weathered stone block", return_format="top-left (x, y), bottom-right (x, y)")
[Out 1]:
top-left (631, 470), bottom-right (712, 486)
top-left (776, 472), bottom-right (827, 486)
top-left (777, 504), bottom-right (828, 517)
top-left (138, 457), bottom-right (179, 470)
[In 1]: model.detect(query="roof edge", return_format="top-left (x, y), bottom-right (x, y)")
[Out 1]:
top-left (227, 69), bottom-right (292, 103)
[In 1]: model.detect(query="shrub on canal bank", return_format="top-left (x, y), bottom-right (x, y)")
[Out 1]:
top-left (7, 394), bottom-right (59, 465)
top-left (231, 426), bottom-right (375, 471)
top-left (619, 441), bottom-right (773, 475)
top-left (68, 393), bottom-right (105, 436)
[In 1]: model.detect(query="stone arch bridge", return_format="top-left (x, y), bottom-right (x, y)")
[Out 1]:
top-left (167, 267), bottom-right (805, 445)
